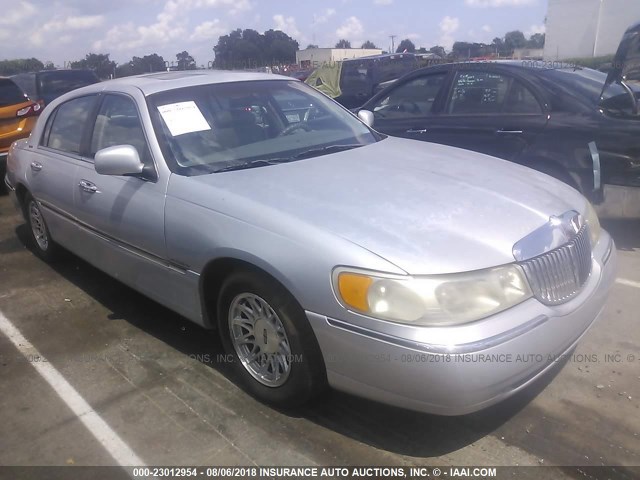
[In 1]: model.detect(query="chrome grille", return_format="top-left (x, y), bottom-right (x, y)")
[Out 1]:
top-left (519, 225), bottom-right (592, 305)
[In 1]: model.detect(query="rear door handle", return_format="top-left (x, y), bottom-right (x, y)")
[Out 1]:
top-left (30, 161), bottom-right (43, 172)
top-left (406, 128), bottom-right (428, 134)
top-left (496, 129), bottom-right (523, 134)
top-left (78, 180), bottom-right (98, 194)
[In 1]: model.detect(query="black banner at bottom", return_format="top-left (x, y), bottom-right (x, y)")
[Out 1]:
top-left (0, 466), bottom-right (637, 480)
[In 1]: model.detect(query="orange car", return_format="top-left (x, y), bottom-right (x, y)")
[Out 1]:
top-left (1, 77), bottom-right (41, 184)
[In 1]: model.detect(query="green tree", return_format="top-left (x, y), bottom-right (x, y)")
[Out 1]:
top-left (213, 28), bottom-right (298, 69)
top-left (0, 58), bottom-right (44, 75)
top-left (70, 53), bottom-right (116, 79)
top-left (504, 30), bottom-right (527, 53)
top-left (526, 33), bottom-right (546, 49)
top-left (396, 39), bottom-right (416, 53)
top-left (361, 40), bottom-right (377, 49)
top-left (306, 44), bottom-right (319, 49)
top-left (116, 54), bottom-right (166, 77)
top-left (176, 50), bottom-right (196, 70)
top-left (335, 39), bottom-right (351, 49)
top-left (429, 46), bottom-right (446, 57)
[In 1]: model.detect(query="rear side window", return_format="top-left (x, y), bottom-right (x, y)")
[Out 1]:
top-left (0, 78), bottom-right (27, 107)
top-left (44, 95), bottom-right (97, 154)
top-left (448, 70), bottom-right (542, 115)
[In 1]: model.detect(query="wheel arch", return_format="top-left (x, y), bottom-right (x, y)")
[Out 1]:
top-left (198, 252), bottom-right (305, 330)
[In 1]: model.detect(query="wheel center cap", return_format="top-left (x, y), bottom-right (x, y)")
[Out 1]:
top-left (253, 318), bottom-right (279, 354)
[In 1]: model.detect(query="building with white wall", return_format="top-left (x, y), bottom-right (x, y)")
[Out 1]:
top-left (544, 0), bottom-right (640, 60)
top-left (296, 48), bottom-right (383, 68)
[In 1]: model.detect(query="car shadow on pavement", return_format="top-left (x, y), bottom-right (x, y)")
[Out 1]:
top-left (14, 224), bottom-right (567, 458)
top-left (293, 358), bottom-right (567, 458)
top-left (601, 219), bottom-right (640, 251)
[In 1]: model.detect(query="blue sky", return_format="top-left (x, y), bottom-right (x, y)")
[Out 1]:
top-left (0, 0), bottom-right (547, 67)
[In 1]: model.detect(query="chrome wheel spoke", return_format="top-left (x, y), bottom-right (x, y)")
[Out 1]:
top-left (228, 293), bottom-right (293, 387)
top-left (29, 203), bottom-right (49, 250)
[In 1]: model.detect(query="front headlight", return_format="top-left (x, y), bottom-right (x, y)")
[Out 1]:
top-left (333, 265), bottom-right (532, 326)
top-left (585, 201), bottom-right (601, 247)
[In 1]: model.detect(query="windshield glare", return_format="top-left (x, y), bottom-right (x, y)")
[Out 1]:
top-left (148, 79), bottom-right (378, 175)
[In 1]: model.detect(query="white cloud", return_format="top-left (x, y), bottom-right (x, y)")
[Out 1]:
top-left (43, 15), bottom-right (104, 32)
top-left (273, 14), bottom-right (302, 41)
top-left (0, 1), bottom-right (36, 26)
top-left (313, 8), bottom-right (336, 25)
top-left (94, 0), bottom-right (248, 54)
top-left (526, 23), bottom-right (546, 36)
top-left (374, 0), bottom-right (393, 4)
top-left (336, 16), bottom-right (364, 41)
top-left (439, 15), bottom-right (459, 50)
top-left (190, 19), bottom-right (227, 42)
top-left (482, 24), bottom-right (492, 33)
top-left (465, 0), bottom-right (536, 7)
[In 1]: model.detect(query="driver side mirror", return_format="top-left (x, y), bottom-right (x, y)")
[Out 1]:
top-left (357, 109), bottom-right (375, 128)
top-left (95, 145), bottom-right (145, 177)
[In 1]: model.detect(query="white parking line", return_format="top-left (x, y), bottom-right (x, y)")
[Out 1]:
top-left (0, 311), bottom-right (145, 466)
top-left (616, 278), bottom-right (640, 289)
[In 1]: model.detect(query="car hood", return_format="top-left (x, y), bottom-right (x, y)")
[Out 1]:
top-left (181, 137), bottom-right (587, 275)
top-left (603, 21), bottom-right (640, 94)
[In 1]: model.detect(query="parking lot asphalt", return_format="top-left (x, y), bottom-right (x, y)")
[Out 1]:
top-left (0, 193), bottom-right (639, 477)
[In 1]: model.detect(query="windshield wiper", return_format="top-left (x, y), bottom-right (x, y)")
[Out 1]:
top-left (213, 158), bottom-right (292, 173)
top-left (213, 145), bottom-right (364, 173)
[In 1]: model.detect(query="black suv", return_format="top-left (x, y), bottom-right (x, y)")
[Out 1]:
top-left (11, 69), bottom-right (100, 106)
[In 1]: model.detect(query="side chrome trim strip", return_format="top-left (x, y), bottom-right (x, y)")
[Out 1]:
top-left (39, 200), bottom-right (188, 274)
top-left (4, 176), bottom-right (14, 191)
top-left (324, 315), bottom-right (549, 355)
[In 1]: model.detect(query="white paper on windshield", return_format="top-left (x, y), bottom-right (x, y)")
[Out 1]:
top-left (157, 101), bottom-right (211, 136)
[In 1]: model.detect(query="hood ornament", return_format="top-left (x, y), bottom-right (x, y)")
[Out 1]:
top-left (513, 210), bottom-right (585, 262)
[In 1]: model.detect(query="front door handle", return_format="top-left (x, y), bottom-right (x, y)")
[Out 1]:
top-left (30, 161), bottom-right (43, 172)
top-left (496, 129), bottom-right (523, 134)
top-left (406, 128), bottom-right (428, 134)
top-left (78, 180), bottom-right (98, 194)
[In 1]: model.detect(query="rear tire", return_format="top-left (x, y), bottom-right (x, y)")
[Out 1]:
top-left (217, 269), bottom-right (326, 408)
top-left (24, 193), bottom-right (59, 261)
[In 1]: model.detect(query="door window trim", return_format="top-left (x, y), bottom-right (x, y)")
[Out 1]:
top-left (81, 92), bottom-right (159, 182)
top-left (442, 68), bottom-right (547, 117)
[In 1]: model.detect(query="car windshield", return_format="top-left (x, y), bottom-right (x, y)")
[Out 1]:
top-left (148, 79), bottom-right (379, 175)
top-left (0, 78), bottom-right (28, 107)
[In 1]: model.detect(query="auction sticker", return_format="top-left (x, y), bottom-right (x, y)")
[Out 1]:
top-left (158, 101), bottom-right (211, 136)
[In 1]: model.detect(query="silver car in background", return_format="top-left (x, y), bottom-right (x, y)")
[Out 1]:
top-left (4, 71), bottom-right (616, 415)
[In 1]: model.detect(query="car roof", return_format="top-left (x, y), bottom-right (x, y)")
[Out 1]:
top-left (80, 70), bottom-right (292, 96)
top-left (403, 59), bottom-right (589, 77)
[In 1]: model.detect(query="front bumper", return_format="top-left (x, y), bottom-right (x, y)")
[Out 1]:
top-left (307, 232), bottom-right (617, 415)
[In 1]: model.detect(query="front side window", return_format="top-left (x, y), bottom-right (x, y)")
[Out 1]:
top-left (148, 80), bottom-right (378, 175)
top-left (90, 94), bottom-right (151, 164)
top-left (44, 95), bottom-right (96, 153)
top-left (372, 72), bottom-right (448, 120)
top-left (447, 70), bottom-right (541, 115)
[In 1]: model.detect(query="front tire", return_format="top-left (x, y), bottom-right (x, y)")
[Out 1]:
top-left (24, 193), bottom-right (59, 261)
top-left (217, 269), bottom-right (326, 408)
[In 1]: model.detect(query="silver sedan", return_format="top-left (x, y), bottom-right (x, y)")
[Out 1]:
top-left (4, 71), bottom-right (616, 415)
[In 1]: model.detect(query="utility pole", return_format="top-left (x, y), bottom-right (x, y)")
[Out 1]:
top-left (390, 35), bottom-right (397, 53)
